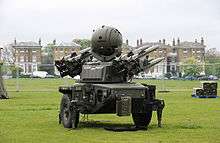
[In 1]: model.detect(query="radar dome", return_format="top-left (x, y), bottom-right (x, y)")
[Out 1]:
top-left (91, 25), bottom-right (122, 61)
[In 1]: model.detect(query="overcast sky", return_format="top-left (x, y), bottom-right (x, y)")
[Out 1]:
top-left (0, 0), bottom-right (219, 49)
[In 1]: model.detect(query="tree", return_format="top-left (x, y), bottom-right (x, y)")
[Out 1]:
top-left (72, 39), bottom-right (91, 50)
top-left (181, 57), bottom-right (203, 77)
top-left (205, 55), bottom-right (220, 77)
top-left (39, 44), bottom-right (55, 75)
top-left (7, 65), bottom-right (23, 78)
top-left (41, 44), bottom-right (54, 64)
top-left (2, 44), bottom-right (15, 64)
top-left (0, 63), bottom-right (8, 99)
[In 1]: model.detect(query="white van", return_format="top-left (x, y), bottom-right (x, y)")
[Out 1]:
top-left (32, 71), bottom-right (48, 78)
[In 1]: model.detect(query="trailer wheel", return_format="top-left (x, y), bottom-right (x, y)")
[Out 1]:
top-left (132, 111), bottom-right (152, 128)
top-left (60, 94), bottom-right (79, 129)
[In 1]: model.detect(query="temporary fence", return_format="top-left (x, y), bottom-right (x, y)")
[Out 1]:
top-left (1, 63), bottom-right (220, 92)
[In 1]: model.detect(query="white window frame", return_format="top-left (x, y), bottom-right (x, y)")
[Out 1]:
top-left (32, 55), bottom-right (37, 62)
top-left (20, 56), bottom-right (24, 62)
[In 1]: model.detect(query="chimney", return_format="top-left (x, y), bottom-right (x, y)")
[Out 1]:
top-left (53, 39), bottom-right (56, 45)
top-left (14, 38), bottom-right (17, 45)
top-left (39, 38), bottom-right (41, 46)
top-left (140, 38), bottom-right (143, 45)
top-left (172, 38), bottom-right (175, 46)
top-left (159, 40), bottom-right (161, 43)
top-left (195, 39), bottom-right (197, 43)
top-left (137, 39), bottom-right (139, 46)
top-left (177, 38), bottom-right (180, 45)
top-left (201, 37), bottom-right (204, 45)
top-left (162, 39), bottom-right (165, 45)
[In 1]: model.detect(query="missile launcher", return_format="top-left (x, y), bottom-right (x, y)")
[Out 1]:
top-left (55, 26), bottom-right (165, 130)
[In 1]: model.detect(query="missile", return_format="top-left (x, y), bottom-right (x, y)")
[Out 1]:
top-left (143, 45), bottom-right (159, 54)
top-left (75, 51), bottom-right (91, 59)
top-left (147, 58), bottom-right (154, 62)
top-left (132, 45), bottom-right (159, 59)
top-left (79, 47), bottom-right (91, 54)
top-left (119, 45), bottom-right (152, 60)
top-left (74, 47), bottom-right (91, 59)
top-left (119, 54), bottom-right (128, 60)
top-left (133, 45), bottom-right (151, 53)
top-left (63, 47), bottom-right (92, 61)
top-left (63, 52), bottom-right (77, 60)
top-left (146, 57), bottom-right (164, 68)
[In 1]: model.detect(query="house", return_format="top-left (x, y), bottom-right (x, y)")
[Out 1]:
top-left (52, 40), bottom-right (81, 75)
top-left (133, 37), bottom-right (206, 77)
top-left (12, 39), bottom-right (42, 74)
top-left (52, 40), bottom-right (81, 61)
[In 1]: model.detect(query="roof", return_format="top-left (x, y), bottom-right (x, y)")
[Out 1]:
top-left (54, 42), bottom-right (81, 48)
top-left (133, 42), bottom-right (172, 50)
top-left (177, 41), bottom-right (205, 49)
top-left (133, 41), bottom-right (205, 49)
top-left (12, 41), bottom-right (41, 48)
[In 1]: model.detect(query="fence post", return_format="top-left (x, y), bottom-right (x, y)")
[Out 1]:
top-left (158, 62), bottom-right (169, 92)
top-left (16, 67), bottom-right (19, 92)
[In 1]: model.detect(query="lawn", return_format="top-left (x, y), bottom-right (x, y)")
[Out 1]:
top-left (0, 79), bottom-right (220, 143)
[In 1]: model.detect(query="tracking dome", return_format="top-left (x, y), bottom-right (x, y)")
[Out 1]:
top-left (91, 25), bottom-right (122, 62)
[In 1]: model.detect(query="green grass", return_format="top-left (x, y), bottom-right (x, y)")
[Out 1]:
top-left (0, 79), bottom-right (220, 143)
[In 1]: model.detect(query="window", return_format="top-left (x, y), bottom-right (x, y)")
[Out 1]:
top-left (20, 56), bottom-right (24, 62)
top-left (172, 57), bottom-right (177, 63)
top-left (33, 65), bottom-right (37, 72)
top-left (32, 56), bottom-right (37, 62)
top-left (183, 49), bottom-right (188, 54)
top-left (197, 50), bottom-right (201, 53)
top-left (167, 57), bottom-right (172, 62)
top-left (171, 65), bottom-right (175, 71)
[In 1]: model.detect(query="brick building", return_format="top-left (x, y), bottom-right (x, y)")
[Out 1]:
top-left (133, 37), bottom-right (206, 77)
top-left (13, 39), bottom-right (42, 74)
top-left (52, 40), bottom-right (81, 61)
top-left (52, 40), bottom-right (81, 75)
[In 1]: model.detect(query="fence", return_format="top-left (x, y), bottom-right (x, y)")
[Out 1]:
top-left (1, 63), bottom-right (220, 92)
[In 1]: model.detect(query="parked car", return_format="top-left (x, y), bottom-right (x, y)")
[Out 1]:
top-left (45, 74), bottom-right (55, 78)
top-left (156, 75), bottom-right (168, 80)
top-left (133, 75), bottom-right (142, 79)
top-left (142, 75), bottom-right (155, 79)
top-left (170, 76), bottom-right (179, 80)
top-left (2, 75), bottom-right (12, 79)
top-left (197, 75), bottom-right (209, 80)
top-left (208, 75), bottom-right (218, 80)
top-left (31, 71), bottom-right (48, 78)
top-left (184, 75), bottom-right (196, 80)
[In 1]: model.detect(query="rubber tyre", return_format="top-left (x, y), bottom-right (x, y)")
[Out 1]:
top-left (132, 111), bottom-right (152, 128)
top-left (60, 94), bottom-right (79, 128)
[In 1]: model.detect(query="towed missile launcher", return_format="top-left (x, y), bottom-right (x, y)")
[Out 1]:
top-left (55, 26), bottom-right (165, 129)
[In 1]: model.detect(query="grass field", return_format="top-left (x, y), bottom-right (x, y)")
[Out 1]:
top-left (0, 79), bottom-right (220, 143)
